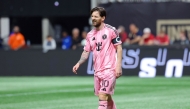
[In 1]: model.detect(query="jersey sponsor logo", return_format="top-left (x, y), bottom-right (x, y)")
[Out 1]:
top-left (96, 42), bottom-right (102, 51)
top-left (102, 34), bottom-right (107, 40)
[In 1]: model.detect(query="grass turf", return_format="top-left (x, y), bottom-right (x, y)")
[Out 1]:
top-left (0, 76), bottom-right (190, 109)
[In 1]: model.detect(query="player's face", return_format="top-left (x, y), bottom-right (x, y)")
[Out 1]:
top-left (91, 11), bottom-right (105, 27)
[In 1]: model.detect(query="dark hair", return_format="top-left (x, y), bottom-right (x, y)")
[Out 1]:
top-left (90, 7), bottom-right (106, 18)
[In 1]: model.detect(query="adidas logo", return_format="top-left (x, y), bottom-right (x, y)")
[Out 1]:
top-left (102, 88), bottom-right (106, 91)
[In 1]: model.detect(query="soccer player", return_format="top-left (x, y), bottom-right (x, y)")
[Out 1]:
top-left (72, 7), bottom-right (122, 109)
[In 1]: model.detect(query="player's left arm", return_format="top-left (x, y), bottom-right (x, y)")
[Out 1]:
top-left (116, 44), bottom-right (122, 78)
top-left (111, 28), bottom-right (123, 78)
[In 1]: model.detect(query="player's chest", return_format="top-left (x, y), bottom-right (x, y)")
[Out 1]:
top-left (89, 32), bottom-right (111, 51)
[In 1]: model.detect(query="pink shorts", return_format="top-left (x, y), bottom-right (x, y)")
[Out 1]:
top-left (94, 70), bottom-right (116, 96)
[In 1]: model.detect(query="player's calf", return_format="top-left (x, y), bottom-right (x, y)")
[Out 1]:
top-left (98, 92), bottom-right (108, 109)
top-left (107, 95), bottom-right (117, 109)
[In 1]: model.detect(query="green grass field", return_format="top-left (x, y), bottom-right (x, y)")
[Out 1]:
top-left (0, 77), bottom-right (190, 109)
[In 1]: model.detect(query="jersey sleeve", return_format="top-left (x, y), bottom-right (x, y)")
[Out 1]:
top-left (111, 29), bottom-right (122, 45)
top-left (83, 35), bottom-right (91, 52)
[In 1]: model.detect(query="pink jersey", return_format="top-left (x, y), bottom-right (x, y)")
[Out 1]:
top-left (84, 24), bottom-right (122, 78)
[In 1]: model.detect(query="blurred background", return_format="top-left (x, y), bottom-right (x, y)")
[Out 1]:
top-left (0, 0), bottom-right (190, 77)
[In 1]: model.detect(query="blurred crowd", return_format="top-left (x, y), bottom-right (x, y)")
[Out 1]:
top-left (0, 24), bottom-right (189, 52)
top-left (0, 26), bottom-right (88, 52)
top-left (118, 23), bottom-right (189, 46)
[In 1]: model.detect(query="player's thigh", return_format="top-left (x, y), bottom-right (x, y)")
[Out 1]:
top-left (94, 76), bottom-right (100, 96)
top-left (99, 76), bottom-right (116, 95)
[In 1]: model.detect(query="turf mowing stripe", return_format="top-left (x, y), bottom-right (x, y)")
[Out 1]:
top-left (0, 88), bottom-right (93, 97)
top-left (0, 87), bottom-right (126, 97)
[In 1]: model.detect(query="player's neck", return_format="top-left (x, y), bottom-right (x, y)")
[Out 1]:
top-left (95, 23), bottom-right (104, 31)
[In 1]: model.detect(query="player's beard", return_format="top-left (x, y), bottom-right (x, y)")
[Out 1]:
top-left (92, 19), bottom-right (101, 28)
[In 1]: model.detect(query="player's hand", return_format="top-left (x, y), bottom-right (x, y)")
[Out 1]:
top-left (116, 66), bottom-right (122, 79)
top-left (72, 63), bottom-right (80, 74)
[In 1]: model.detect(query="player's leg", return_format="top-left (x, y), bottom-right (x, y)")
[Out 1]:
top-left (94, 76), bottom-right (100, 96)
top-left (107, 94), bottom-right (117, 109)
top-left (98, 93), bottom-right (117, 109)
top-left (107, 78), bottom-right (117, 109)
top-left (99, 76), bottom-right (117, 109)
top-left (94, 76), bottom-right (107, 109)
top-left (98, 92), bottom-right (109, 109)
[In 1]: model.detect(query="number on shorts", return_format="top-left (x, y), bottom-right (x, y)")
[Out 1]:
top-left (102, 80), bottom-right (109, 87)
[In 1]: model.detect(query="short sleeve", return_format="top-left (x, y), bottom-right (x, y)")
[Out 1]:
top-left (111, 29), bottom-right (122, 45)
top-left (83, 35), bottom-right (91, 52)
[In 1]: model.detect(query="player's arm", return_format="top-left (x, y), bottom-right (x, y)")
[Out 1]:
top-left (111, 29), bottom-right (123, 78)
top-left (72, 34), bottom-right (91, 74)
top-left (78, 50), bottom-right (90, 65)
top-left (72, 50), bottom-right (90, 74)
top-left (116, 44), bottom-right (122, 78)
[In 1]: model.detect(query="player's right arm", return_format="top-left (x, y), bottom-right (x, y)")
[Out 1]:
top-left (72, 50), bottom-right (90, 74)
top-left (72, 33), bottom-right (91, 74)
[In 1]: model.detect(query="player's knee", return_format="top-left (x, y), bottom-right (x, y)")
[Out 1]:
top-left (98, 93), bottom-right (108, 101)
